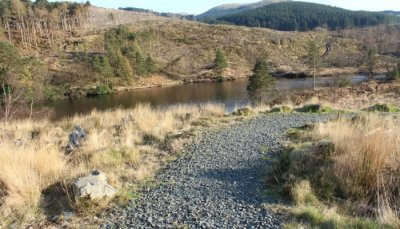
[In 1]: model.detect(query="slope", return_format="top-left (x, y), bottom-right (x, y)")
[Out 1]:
top-left (218, 1), bottom-right (398, 31)
top-left (197, 0), bottom-right (290, 20)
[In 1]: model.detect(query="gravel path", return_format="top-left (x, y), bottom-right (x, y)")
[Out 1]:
top-left (102, 113), bottom-right (331, 229)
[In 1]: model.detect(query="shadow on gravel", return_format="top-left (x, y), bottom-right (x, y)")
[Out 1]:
top-left (197, 161), bottom-right (274, 205)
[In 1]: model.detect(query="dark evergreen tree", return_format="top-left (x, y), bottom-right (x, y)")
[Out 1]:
top-left (247, 59), bottom-right (275, 101)
top-left (145, 56), bottom-right (156, 75)
top-left (135, 51), bottom-right (146, 76)
top-left (214, 49), bottom-right (228, 77)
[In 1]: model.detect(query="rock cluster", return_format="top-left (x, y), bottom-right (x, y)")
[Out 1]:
top-left (66, 126), bottom-right (87, 153)
top-left (73, 170), bottom-right (116, 201)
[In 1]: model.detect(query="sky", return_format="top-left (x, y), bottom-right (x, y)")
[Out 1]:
top-left (56, 0), bottom-right (400, 15)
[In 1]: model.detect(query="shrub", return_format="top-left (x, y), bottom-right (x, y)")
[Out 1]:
top-left (365, 104), bottom-right (400, 112)
top-left (295, 104), bottom-right (335, 113)
top-left (95, 84), bottom-right (113, 95)
top-left (388, 63), bottom-right (400, 81)
top-left (270, 106), bottom-right (293, 113)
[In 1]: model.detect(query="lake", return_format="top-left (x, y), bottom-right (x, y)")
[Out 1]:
top-left (48, 75), bottom-right (369, 120)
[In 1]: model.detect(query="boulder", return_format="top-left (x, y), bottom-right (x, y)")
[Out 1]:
top-left (66, 126), bottom-right (87, 153)
top-left (73, 170), bottom-right (116, 200)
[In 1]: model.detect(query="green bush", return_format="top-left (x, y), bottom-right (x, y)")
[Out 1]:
top-left (365, 104), bottom-right (400, 112)
top-left (388, 63), bottom-right (400, 81)
top-left (270, 106), bottom-right (293, 113)
top-left (295, 104), bottom-right (335, 113)
top-left (95, 84), bottom-right (112, 95)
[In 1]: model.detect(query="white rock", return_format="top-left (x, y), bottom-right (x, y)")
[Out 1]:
top-left (73, 170), bottom-right (116, 200)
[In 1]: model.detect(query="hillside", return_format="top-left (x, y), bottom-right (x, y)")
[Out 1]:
top-left (197, 0), bottom-right (290, 20)
top-left (383, 11), bottom-right (400, 17)
top-left (217, 2), bottom-right (398, 31)
top-left (119, 7), bottom-right (196, 20)
top-left (0, 1), bottom-right (399, 103)
top-left (35, 19), bottom-right (399, 100)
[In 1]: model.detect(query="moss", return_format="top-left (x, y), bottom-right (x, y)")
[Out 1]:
top-left (114, 190), bottom-right (139, 206)
top-left (270, 106), bottom-right (293, 113)
top-left (295, 104), bottom-right (335, 113)
top-left (286, 128), bottom-right (303, 140)
top-left (365, 104), bottom-right (400, 113)
top-left (233, 107), bottom-right (252, 116)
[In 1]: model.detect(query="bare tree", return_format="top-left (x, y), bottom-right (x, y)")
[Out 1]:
top-left (306, 39), bottom-right (323, 90)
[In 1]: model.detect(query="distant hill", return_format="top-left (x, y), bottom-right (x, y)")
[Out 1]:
top-left (197, 0), bottom-right (290, 20)
top-left (119, 7), bottom-right (195, 20)
top-left (217, 2), bottom-right (398, 31)
top-left (118, 7), bottom-right (155, 14)
top-left (382, 11), bottom-right (400, 17)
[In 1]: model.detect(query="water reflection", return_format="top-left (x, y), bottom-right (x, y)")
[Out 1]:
top-left (48, 75), bottom-right (368, 120)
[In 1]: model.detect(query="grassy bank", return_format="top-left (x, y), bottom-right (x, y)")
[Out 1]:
top-left (0, 103), bottom-right (240, 227)
top-left (267, 113), bottom-right (400, 228)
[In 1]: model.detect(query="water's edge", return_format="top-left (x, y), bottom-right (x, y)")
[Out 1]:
top-left (47, 75), bottom-right (370, 120)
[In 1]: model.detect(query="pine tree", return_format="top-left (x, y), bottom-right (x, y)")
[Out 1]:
top-left (145, 56), bottom-right (156, 75)
top-left (135, 51), bottom-right (146, 76)
top-left (247, 58), bottom-right (275, 101)
top-left (214, 49), bottom-right (228, 75)
top-left (114, 52), bottom-right (133, 79)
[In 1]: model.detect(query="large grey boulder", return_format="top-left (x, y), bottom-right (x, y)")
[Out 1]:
top-left (73, 170), bottom-right (116, 200)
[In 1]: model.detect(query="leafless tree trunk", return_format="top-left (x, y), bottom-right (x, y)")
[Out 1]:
top-left (2, 83), bottom-right (21, 125)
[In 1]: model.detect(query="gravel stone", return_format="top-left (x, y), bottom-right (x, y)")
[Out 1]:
top-left (102, 113), bottom-right (332, 229)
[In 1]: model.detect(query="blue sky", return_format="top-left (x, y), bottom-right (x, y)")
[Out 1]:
top-left (57, 0), bottom-right (400, 14)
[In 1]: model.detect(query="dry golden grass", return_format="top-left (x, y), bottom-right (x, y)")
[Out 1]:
top-left (0, 103), bottom-right (227, 224)
top-left (312, 114), bottom-right (400, 224)
top-left (267, 113), bottom-right (400, 227)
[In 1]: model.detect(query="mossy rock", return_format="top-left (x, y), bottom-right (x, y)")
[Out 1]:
top-left (295, 104), bottom-right (334, 113)
top-left (364, 104), bottom-right (400, 113)
top-left (270, 106), bottom-right (293, 113)
top-left (233, 108), bottom-right (252, 116)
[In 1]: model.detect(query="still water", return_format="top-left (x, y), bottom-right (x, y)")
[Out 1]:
top-left (48, 75), bottom-right (368, 120)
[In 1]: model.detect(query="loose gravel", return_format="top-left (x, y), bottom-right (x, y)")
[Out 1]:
top-left (102, 113), bottom-right (332, 229)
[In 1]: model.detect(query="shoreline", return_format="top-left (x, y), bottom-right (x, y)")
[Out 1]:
top-left (66, 67), bottom-right (386, 99)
